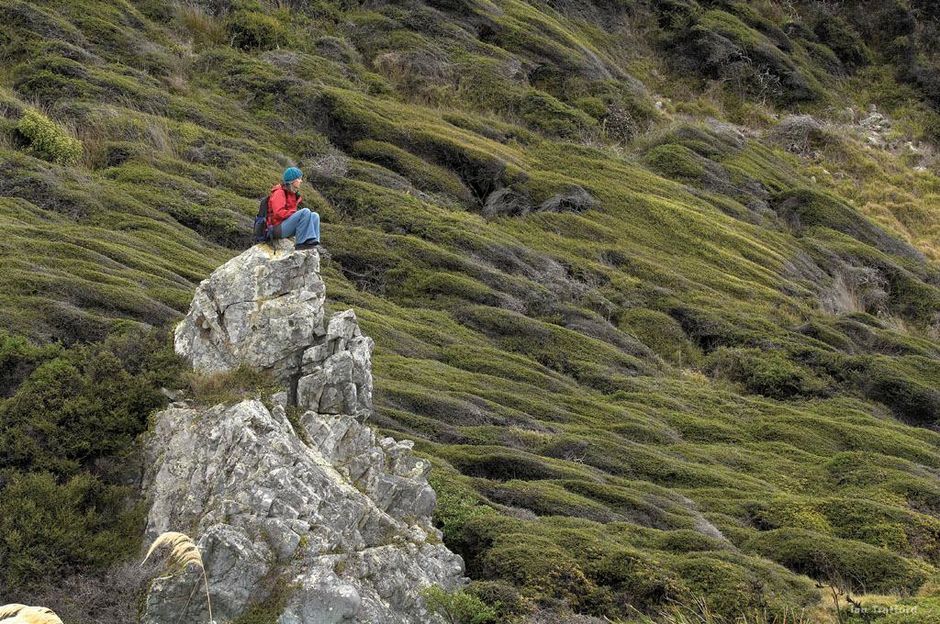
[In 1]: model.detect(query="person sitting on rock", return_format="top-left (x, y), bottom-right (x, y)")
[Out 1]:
top-left (268, 166), bottom-right (320, 250)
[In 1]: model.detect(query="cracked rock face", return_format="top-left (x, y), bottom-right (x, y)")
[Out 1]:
top-left (297, 310), bottom-right (374, 418)
top-left (174, 240), bottom-right (326, 377)
top-left (146, 243), bottom-right (466, 623)
top-left (142, 401), bottom-right (464, 624)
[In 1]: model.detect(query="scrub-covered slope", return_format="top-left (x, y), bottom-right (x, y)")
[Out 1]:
top-left (1, 0), bottom-right (940, 622)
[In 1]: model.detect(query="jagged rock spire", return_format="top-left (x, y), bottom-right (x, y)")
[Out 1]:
top-left (144, 242), bottom-right (466, 624)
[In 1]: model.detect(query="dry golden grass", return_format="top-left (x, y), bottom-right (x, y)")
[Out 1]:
top-left (142, 531), bottom-right (213, 623)
top-left (0, 604), bottom-right (64, 624)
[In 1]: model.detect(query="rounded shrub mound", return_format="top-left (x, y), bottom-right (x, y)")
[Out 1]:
top-left (705, 347), bottom-right (830, 399)
top-left (747, 528), bottom-right (931, 594)
top-left (618, 308), bottom-right (703, 368)
top-left (226, 9), bottom-right (287, 51)
top-left (15, 109), bottom-right (83, 165)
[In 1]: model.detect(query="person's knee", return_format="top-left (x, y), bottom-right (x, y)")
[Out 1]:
top-left (310, 211), bottom-right (320, 224)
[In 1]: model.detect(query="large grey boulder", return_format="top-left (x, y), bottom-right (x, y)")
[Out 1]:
top-left (174, 240), bottom-right (326, 377)
top-left (146, 243), bottom-right (467, 623)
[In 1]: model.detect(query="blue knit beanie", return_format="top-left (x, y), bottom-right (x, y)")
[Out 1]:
top-left (283, 166), bottom-right (303, 183)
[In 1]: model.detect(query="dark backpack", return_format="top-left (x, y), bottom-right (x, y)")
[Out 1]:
top-left (251, 192), bottom-right (283, 245)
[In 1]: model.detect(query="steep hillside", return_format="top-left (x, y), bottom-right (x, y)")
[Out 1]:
top-left (1, 1), bottom-right (939, 622)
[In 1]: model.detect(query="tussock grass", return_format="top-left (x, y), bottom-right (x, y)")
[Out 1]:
top-left (0, 604), bottom-right (64, 624)
top-left (186, 364), bottom-right (279, 407)
top-left (142, 532), bottom-right (212, 624)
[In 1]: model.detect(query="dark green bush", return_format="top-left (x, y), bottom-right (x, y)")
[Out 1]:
top-left (0, 329), bottom-right (182, 475)
top-left (643, 144), bottom-right (708, 181)
top-left (811, 14), bottom-right (872, 69)
top-left (0, 470), bottom-right (144, 592)
top-left (480, 537), bottom-right (598, 609)
top-left (0, 327), bottom-right (182, 591)
top-left (667, 554), bottom-right (797, 616)
top-left (747, 528), bottom-right (929, 594)
top-left (862, 359), bottom-right (940, 426)
top-left (661, 7), bottom-right (823, 104)
top-left (429, 471), bottom-right (498, 545)
top-left (584, 548), bottom-right (685, 613)
top-left (465, 580), bottom-right (533, 622)
top-left (421, 585), bottom-right (498, 624)
top-left (705, 347), bottom-right (829, 399)
top-left (0, 331), bottom-right (60, 397)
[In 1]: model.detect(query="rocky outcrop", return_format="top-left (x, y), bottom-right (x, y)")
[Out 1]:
top-left (145, 241), bottom-right (466, 623)
top-left (174, 241), bottom-right (326, 379)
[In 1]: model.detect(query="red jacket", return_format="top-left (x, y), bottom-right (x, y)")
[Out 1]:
top-left (267, 184), bottom-right (302, 228)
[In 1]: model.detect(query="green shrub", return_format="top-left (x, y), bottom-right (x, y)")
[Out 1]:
top-left (516, 90), bottom-right (595, 138)
top-left (747, 528), bottom-right (930, 594)
top-left (772, 188), bottom-right (917, 260)
top-left (585, 548), bottom-right (685, 612)
top-left (421, 585), bottom-right (499, 624)
top-left (454, 55), bottom-right (522, 112)
top-left (0, 328), bottom-right (183, 476)
top-left (743, 496), bottom-right (833, 534)
top-left (643, 144), bottom-right (708, 180)
top-left (661, 7), bottom-right (822, 103)
top-left (0, 470), bottom-right (143, 591)
top-left (670, 552), bottom-right (820, 618)
top-left (403, 271), bottom-right (499, 305)
top-left (351, 139), bottom-right (470, 200)
top-left (481, 537), bottom-right (598, 608)
top-left (811, 14), bottom-right (872, 69)
top-left (15, 109), bottom-right (83, 165)
top-left (0, 327), bottom-right (183, 591)
top-left (465, 580), bottom-right (533, 623)
top-left (226, 10), bottom-right (287, 51)
top-left (618, 308), bottom-right (703, 367)
top-left (705, 347), bottom-right (829, 399)
top-left (862, 359), bottom-right (940, 426)
top-left (428, 471), bottom-right (497, 544)
top-left (0, 331), bottom-right (61, 397)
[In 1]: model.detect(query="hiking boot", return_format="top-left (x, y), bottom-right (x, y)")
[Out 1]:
top-left (295, 240), bottom-right (320, 251)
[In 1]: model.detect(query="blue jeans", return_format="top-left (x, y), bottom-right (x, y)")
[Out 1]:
top-left (278, 208), bottom-right (320, 245)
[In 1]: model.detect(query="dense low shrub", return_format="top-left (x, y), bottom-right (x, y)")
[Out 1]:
top-left (705, 347), bottom-right (829, 399)
top-left (643, 144), bottom-right (708, 180)
top-left (15, 109), bottom-right (83, 165)
top-left (0, 329), bottom-right (182, 475)
top-left (226, 9), bottom-right (287, 51)
top-left (0, 331), bottom-right (61, 397)
top-left (584, 548), bottom-right (685, 613)
top-left (0, 471), bottom-right (144, 592)
top-left (421, 584), bottom-right (498, 624)
top-left (862, 359), bottom-right (940, 426)
top-left (0, 328), bottom-right (183, 591)
top-left (516, 90), bottom-right (596, 138)
top-left (747, 528), bottom-right (930, 594)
